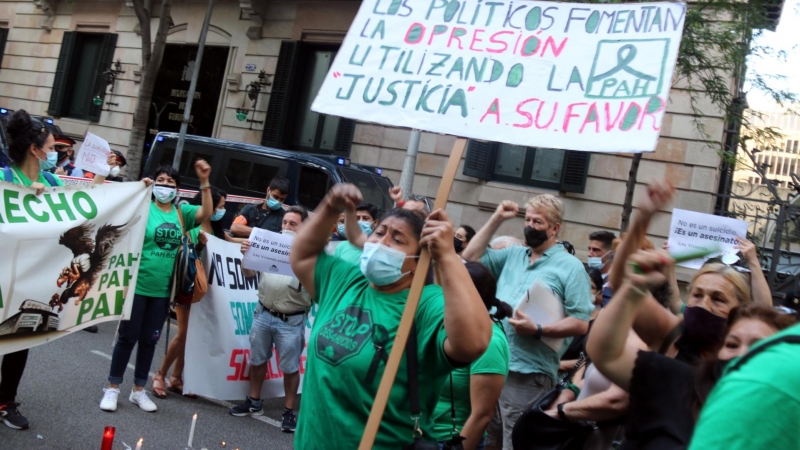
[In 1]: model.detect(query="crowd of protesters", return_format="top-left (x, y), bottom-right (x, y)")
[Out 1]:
top-left (2, 107), bottom-right (800, 449)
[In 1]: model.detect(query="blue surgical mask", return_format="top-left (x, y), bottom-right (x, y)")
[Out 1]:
top-left (210, 208), bottom-right (226, 222)
top-left (587, 251), bottom-right (610, 269)
top-left (358, 221), bottom-right (373, 236)
top-left (267, 195), bottom-right (282, 210)
top-left (360, 242), bottom-right (418, 286)
top-left (38, 151), bottom-right (58, 171)
top-left (337, 223), bottom-right (346, 237)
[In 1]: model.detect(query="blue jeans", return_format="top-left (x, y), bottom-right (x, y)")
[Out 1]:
top-left (438, 439), bottom-right (485, 450)
top-left (108, 294), bottom-right (170, 387)
top-left (249, 304), bottom-right (305, 373)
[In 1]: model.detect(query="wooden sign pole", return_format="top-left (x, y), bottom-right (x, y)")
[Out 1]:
top-left (358, 137), bottom-right (468, 450)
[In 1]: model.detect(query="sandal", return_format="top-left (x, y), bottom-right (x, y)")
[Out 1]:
top-left (168, 376), bottom-right (196, 398)
top-left (152, 371), bottom-right (168, 399)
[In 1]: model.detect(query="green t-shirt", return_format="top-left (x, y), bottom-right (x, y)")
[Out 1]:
top-left (430, 322), bottom-right (509, 442)
top-left (688, 323), bottom-right (800, 450)
top-left (480, 244), bottom-right (593, 381)
top-left (294, 251), bottom-right (456, 450)
top-left (333, 240), bottom-right (363, 265)
top-left (136, 202), bottom-right (199, 297)
top-left (0, 166), bottom-right (65, 186)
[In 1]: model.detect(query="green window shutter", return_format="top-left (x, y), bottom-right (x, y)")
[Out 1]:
top-left (559, 151), bottom-right (591, 193)
top-left (0, 28), bottom-right (8, 68)
top-left (262, 41), bottom-right (300, 148)
top-left (48, 31), bottom-right (77, 117)
top-left (463, 140), bottom-right (498, 180)
top-left (88, 33), bottom-right (118, 122)
top-left (334, 118), bottom-right (356, 155)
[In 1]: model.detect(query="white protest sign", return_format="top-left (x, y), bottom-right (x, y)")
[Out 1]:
top-left (668, 208), bottom-right (749, 269)
top-left (312, 1), bottom-right (686, 153)
top-left (75, 132), bottom-right (111, 176)
top-left (184, 236), bottom-right (314, 400)
top-left (0, 181), bottom-right (150, 354)
top-left (242, 228), bottom-right (295, 277)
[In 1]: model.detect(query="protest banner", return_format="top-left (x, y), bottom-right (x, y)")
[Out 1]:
top-left (75, 132), bottom-right (112, 176)
top-left (312, 0), bottom-right (686, 153)
top-left (0, 181), bottom-right (150, 354)
top-left (183, 235), bottom-right (313, 400)
top-left (668, 208), bottom-right (749, 269)
top-left (242, 228), bottom-right (295, 277)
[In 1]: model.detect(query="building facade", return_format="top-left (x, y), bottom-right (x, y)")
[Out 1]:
top-left (736, 102), bottom-right (800, 188)
top-left (0, 0), bottom-right (733, 260)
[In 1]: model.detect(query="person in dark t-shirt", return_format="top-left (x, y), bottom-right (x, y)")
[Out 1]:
top-left (231, 176), bottom-right (290, 235)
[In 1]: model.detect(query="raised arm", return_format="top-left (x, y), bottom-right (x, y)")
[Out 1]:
top-left (462, 201), bottom-right (519, 262)
top-left (423, 209), bottom-right (492, 363)
top-left (737, 237), bottom-right (772, 306)
top-left (90, 153), bottom-right (118, 185)
top-left (587, 251), bottom-right (674, 391)
top-left (290, 184), bottom-right (362, 299)
top-left (344, 205), bottom-right (368, 249)
top-left (193, 159), bottom-right (213, 224)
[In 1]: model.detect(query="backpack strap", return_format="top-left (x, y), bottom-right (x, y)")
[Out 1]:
top-left (3, 167), bottom-right (13, 184)
top-left (41, 170), bottom-right (58, 187)
top-left (728, 335), bottom-right (800, 373)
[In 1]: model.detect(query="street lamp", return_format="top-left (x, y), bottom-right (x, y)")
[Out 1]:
top-left (235, 70), bottom-right (270, 129)
top-left (93, 60), bottom-right (125, 109)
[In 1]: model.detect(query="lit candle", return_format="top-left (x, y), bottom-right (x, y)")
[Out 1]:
top-left (100, 426), bottom-right (115, 450)
top-left (188, 413), bottom-right (197, 447)
top-left (135, 437), bottom-right (143, 450)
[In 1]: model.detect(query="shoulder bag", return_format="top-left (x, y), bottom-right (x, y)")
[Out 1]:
top-left (172, 206), bottom-right (208, 306)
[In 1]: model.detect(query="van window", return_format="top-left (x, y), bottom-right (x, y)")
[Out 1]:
top-left (150, 144), bottom-right (215, 181)
top-left (297, 165), bottom-right (333, 210)
top-left (340, 168), bottom-right (392, 213)
top-left (224, 155), bottom-right (288, 195)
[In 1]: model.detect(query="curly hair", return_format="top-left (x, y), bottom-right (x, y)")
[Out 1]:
top-left (6, 109), bottom-right (50, 164)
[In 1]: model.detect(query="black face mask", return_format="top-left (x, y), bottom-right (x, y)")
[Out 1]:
top-left (453, 237), bottom-right (464, 253)
top-left (524, 226), bottom-right (549, 248)
top-left (56, 150), bottom-right (69, 162)
top-left (712, 358), bottom-right (733, 381)
top-left (683, 306), bottom-right (728, 351)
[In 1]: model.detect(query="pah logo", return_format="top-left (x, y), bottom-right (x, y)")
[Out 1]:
top-left (50, 216), bottom-right (141, 312)
top-left (585, 39), bottom-right (670, 99)
top-left (316, 305), bottom-right (373, 366)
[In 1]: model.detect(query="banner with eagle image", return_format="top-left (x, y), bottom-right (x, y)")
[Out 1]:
top-left (0, 181), bottom-right (150, 354)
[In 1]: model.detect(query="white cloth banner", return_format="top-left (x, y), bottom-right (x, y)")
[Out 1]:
top-left (184, 235), bottom-right (314, 400)
top-left (668, 208), bottom-right (749, 269)
top-left (312, 1), bottom-right (686, 153)
top-left (243, 228), bottom-right (296, 277)
top-left (0, 181), bottom-right (150, 354)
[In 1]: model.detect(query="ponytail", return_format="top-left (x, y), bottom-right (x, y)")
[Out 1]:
top-left (491, 298), bottom-right (513, 321)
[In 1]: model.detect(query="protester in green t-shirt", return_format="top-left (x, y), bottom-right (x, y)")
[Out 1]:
top-left (155, 186), bottom-right (238, 399)
top-left (0, 109), bottom-right (113, 431)
top-left (290, 183), bottom-right (493, 449)
top-left (431, 262), bottom-right (510, 450)
top-left (100, 161), bottom-right (213, 414)
top-left (690, 321), bottom-right (800, 450)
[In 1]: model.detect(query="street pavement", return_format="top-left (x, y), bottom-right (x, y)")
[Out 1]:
top-left (1, 320), bottom-right (296, 450)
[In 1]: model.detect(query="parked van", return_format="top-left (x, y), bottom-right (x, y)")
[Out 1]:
top-left (143, 133), bottom-right (394, 225)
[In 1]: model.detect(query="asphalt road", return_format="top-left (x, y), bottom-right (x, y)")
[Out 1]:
top-left (1, 320), bottom-right (296, 450)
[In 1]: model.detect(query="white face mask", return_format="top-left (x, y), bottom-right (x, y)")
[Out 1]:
top-left (153, 184), bottom-right (177, 203)
top-left (282, 229), bottom-right (296, 237)
top-left (109, 166), bottom-right (121, 177)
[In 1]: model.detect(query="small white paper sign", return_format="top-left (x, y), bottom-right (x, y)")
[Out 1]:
top-left (515, 280), bottom-right (566, 353)
top-left (242, 228), bottom-right (295, 277)
top-left (75, 132), bottom-right (111, 176)
top-left (668, 208), bottom-right (749, 269)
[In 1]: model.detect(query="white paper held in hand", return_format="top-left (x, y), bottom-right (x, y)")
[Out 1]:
top-left (514, 280), bottom-right (566, 353)
top-left (242, 228), bottom-right (296, 277)
top-left (75, 132), bottom-right (111, 176)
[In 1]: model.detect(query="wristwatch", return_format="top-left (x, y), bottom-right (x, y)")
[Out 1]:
top-left (557, 402), bottom-right (569, 421)
top-left (535, 323), bottom-right (543, 339)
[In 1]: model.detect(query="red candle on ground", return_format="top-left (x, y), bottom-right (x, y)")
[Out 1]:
top-left (100, 426), bottom-right (116, 450)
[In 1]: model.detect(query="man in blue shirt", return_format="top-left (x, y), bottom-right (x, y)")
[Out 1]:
top-left (463, 194), bottom-right (593, 449)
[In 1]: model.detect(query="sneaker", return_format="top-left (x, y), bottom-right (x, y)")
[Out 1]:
top-left (99, 388), bottom-right (120, 412)
top-left (0, 402), bottom-right (29, 430)
top-left (281, 409), bottom-right (297, 433)
top-left (129, 389), bottom-right (157, 412)
top-left (229, 397), bottom-right (263, 417)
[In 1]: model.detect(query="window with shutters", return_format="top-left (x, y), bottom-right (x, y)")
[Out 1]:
top-left (47, 32), bottom-right (118, 122)
top-left (0, 28), bottom-right (8, 69)
top-left (262, 41), bottom-right (355, 156)
top-left (462, 140), bottom-right (591, 193)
